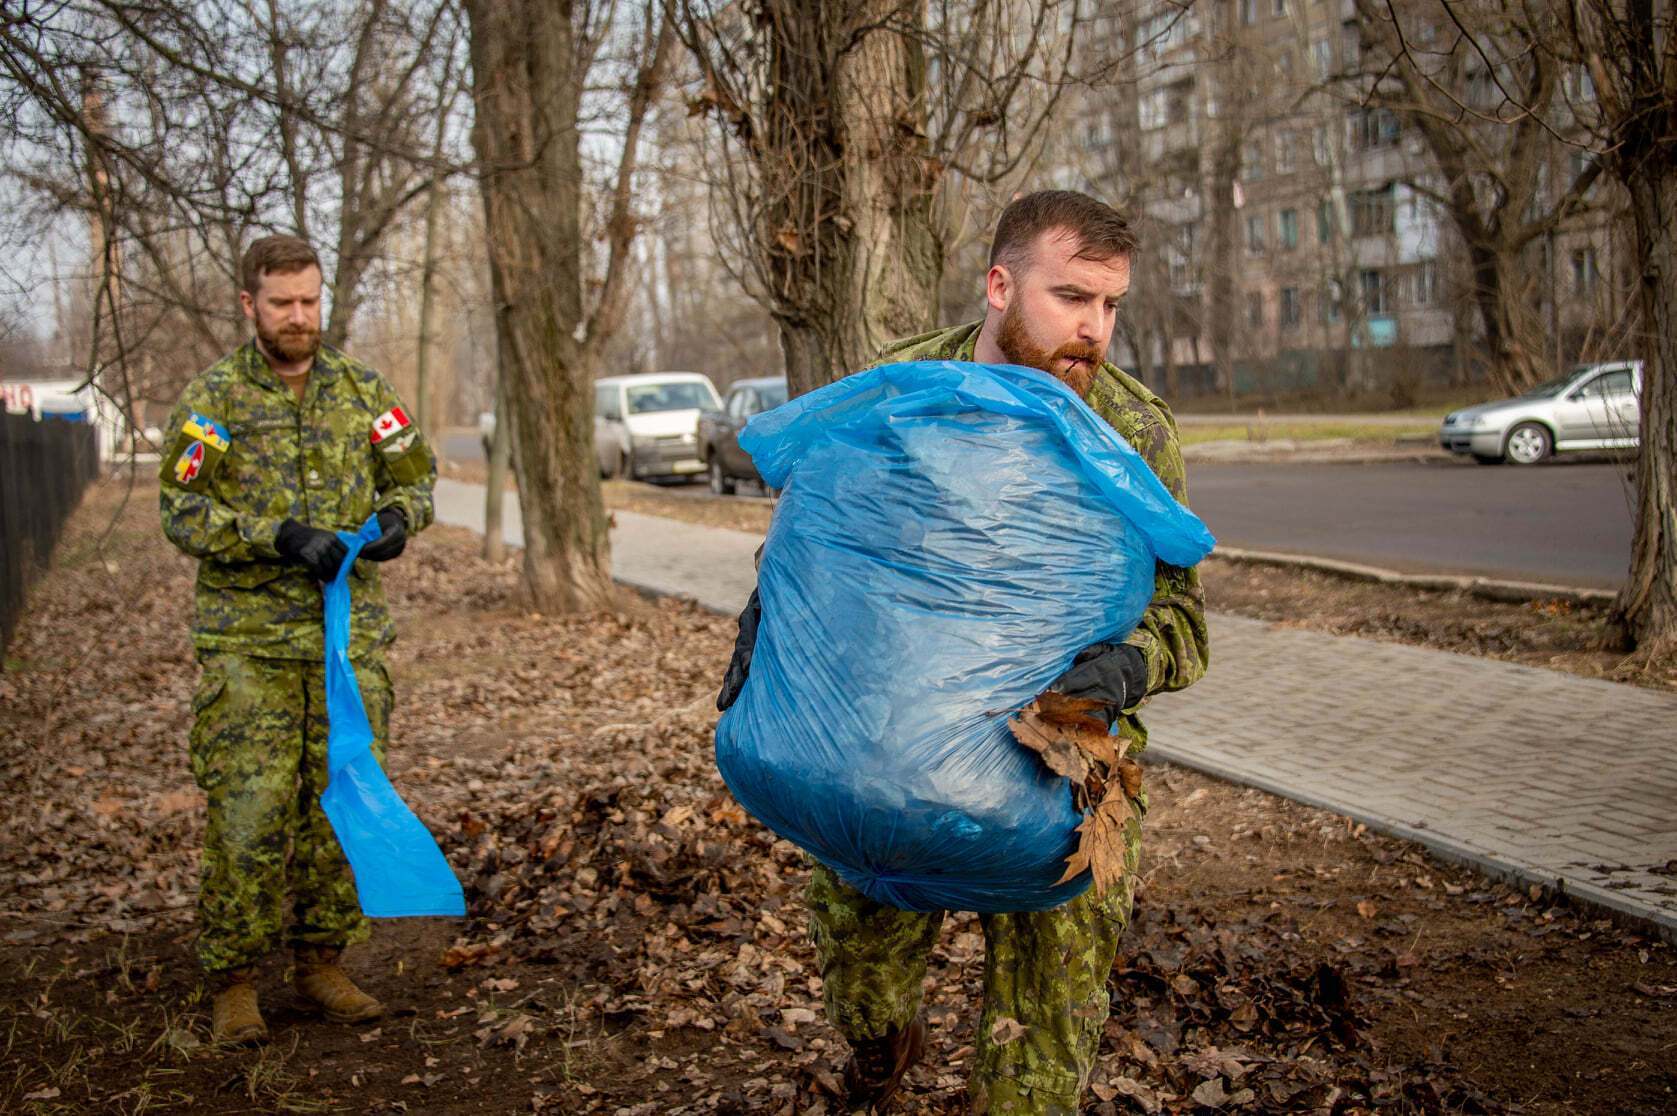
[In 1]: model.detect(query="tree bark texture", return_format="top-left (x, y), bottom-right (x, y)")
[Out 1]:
top-left (464, 0), bottom-right (613, 613)
top-left (756, 0), bottom-right (943, 396)
top-left (1609, 169), bottom-right (1677, 656)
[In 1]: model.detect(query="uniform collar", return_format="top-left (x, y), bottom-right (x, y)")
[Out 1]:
top-left (238, 339), bottom-right (337, 393)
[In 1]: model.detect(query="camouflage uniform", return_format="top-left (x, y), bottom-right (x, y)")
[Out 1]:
top-left (804, 322), bottom-right (1208, 1113)
top-left (160, 341), bottom-right (435, 975)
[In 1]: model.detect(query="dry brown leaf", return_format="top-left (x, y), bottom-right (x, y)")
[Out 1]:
top-left (1008, 708), bottom-right (1090, 783)
top-left (1056, 795), bottom-right (1135, 896)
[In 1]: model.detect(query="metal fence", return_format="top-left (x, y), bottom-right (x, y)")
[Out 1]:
top-left (1, 412), bottom-right (100, 660)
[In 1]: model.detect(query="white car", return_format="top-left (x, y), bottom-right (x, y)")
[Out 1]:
top-left (1438, 360), bottom-right (1642, 465)
top-left (594, 372), bottom-right (723, 481)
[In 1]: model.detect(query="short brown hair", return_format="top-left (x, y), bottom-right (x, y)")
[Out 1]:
top-left (241, 235), bottom-right (321, 295)
top-left (989, 190), bottom-right (1137, 272)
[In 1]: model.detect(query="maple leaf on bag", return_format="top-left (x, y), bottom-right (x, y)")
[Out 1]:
top-left (1056, 794), bottom-right (1135, 894)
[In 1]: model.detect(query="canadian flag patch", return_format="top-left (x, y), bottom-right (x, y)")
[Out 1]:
top-left (370, 406), bottom-right (411, 444)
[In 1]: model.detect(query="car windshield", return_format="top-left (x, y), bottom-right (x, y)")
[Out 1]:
top-left (758, 383), bottom-right (789, 409)
top-left (626, 382), bottom-right (716, 414)
top-left (1519, 372), bottom-right (1582, 399)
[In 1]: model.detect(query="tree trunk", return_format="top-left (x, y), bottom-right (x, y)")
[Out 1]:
top-left (1465, 239), bottom-right (1546, 396)
top-left (414, 91), bottom-right (453, 435)
top-left (759, 0), bottom-right (942, 398)
top-left (1607, 169), bottom-right (1677, 657)
top-left (484, 369), bottom-right (511, 564)
top-left (1207, 148), bottom-right (1238, 410)
top-left (465, 0), bottom-right (614, 613)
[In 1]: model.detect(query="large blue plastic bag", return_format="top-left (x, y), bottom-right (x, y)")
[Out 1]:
top-left (714, 360), bottom-right (1215, 913)
top-left (321, 515), bottom-right (465, 918)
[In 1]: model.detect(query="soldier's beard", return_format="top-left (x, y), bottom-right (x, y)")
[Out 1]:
top-left (994, 303), bottom-right (1103, 396)
top-left (256, 320), bottom-right (321, 366)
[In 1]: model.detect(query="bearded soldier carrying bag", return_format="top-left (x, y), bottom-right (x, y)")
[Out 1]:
top-left (159, 235), bottom-right (435, 1044)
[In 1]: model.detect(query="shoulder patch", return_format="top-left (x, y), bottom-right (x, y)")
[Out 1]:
top-left (370, 406), bottom-right (412, 445)
top-left (164, 413), bottom-right (230, 492)
top-left (182, 413), bottom-right (230, 452)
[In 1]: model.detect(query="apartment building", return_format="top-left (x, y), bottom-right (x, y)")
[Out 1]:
top-left (1075, 0), bottom-right (1622, 401)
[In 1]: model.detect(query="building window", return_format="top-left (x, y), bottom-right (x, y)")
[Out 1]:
top-left (1280, 287), bottom-right (1301, 329)
top-left (1347, 107), bottom-right (1401, 150)
top-left (1140, 87), bottom-right (1168, 131)
top-left (1570, 150), bottom-right (1594, 186)
top-left (1240, 0), bottom-right (1258, 25)
top-left (1360, 269), bottom-right (1387, 314)
top-left (1312, 39), bottom-right (1333, 80)
top-left (1320, 282), bottom-right (1343, 324)
top-left (1350, 183), bottom-right (1396, 236)
top-left (1247, 292), bottom-right (1264, 327)
top-left (1169, 222), bottom-right (1199, 292)
top-left (1273, 0), bottom-right (1287, 15)
top-left (1246, 213), bottom-right (1267, 254)
top-left (1572, 247), bottom-right (1599, 295)
top-left (1317, 198), bottom-right (1335, 241)
top-left (1279, 208), bottom-right (1299, 250)
top-left (1276, 132), bottom-right (1296, 174)
top-left (1341, 21), bottom-right (1360, 68)
top-left (1241, 138), bottom-right (1265, 181)
top-left (1414, 261), bottom-right (1438, 305)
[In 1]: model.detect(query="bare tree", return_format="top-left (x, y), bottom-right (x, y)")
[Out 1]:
top-left (464, 0), bottom-right (675, 612)
top-left (1354, 0), bottom-right (1605, 395)
top-left (1391, 0), bottom-right (1675, 656)
top-left (1, 1), bottom-right (464, 426)
top-left (673, 0), bottom-right (1090, 397)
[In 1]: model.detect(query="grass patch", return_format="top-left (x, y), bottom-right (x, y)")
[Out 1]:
top-left (1178, 420), bottom-right (1436, 446)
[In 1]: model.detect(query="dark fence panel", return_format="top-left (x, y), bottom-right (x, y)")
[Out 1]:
top-left (1, 412), bottom-right (100, 660)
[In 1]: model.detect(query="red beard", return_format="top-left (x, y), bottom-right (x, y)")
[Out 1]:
top-left (995, 304), bottom-right (1102, 395)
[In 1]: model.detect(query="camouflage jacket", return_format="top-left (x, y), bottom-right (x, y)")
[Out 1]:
top-left (874, 322), bottom-right (1210, 754)
top-left (158, 342), bottom-right (436, 661)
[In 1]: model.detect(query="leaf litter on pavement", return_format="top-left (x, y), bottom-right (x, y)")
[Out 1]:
top-left (0, 480), bottom-right (1673, 1114)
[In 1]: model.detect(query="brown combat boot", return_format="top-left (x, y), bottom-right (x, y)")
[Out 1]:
top-left (842, 1015), bottom-right (926, 1112)
top-left (292, 947), bottom-right (384, 1024)
top-left (210, 968), bottom-right (269, 1045)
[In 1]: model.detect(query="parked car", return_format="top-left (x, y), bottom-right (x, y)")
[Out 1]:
top-left (698, 376), bottom-right (789, 494)
top-left (595, 372), bottom-right (723, 481)
top-left (1438, 360), bottom-right (1642, 465)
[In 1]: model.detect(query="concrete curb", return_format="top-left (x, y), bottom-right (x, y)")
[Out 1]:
top-left (1140, 745), bottom-right (1677, 944)
top-left (1210, 545), bottom-right (1618, 606)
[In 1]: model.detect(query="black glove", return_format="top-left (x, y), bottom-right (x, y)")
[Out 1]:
top-left (275, 518), bottom-right (349, 583)
top-left (717, 587), bottom-right (761, 712)
top-left (1051, 642), bottom-right (1149, 720)
top-left (359, 508), bottom-right (408, 562)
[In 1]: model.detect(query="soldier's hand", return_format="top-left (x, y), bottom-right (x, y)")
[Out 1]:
top-left (276, 519), bottom-right (349, 583)
top-left (717, 587), bottom-right (761, 712)
top-left (359, 508), bottom-right (408, 562)
top-left (1050, 642), bottom-right (1148, 722)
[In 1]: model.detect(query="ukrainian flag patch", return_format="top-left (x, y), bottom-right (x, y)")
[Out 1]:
top-left (182, 413), bottom-right (230, 452)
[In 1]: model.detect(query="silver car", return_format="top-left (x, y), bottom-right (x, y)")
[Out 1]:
top-left (1438, 361), bottom-right (1643, 465)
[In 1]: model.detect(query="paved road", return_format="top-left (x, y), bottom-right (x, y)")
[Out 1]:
top-left (438, 427), bottom-right (1637, 590)
top-left (1190, 459), bottom-right (1637, 589)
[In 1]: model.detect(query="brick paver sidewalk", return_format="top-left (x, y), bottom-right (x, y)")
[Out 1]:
top-left (433, 479), bottom-right (1677, 939)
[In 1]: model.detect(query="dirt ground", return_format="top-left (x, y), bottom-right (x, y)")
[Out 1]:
top-left (2, 479), bottom-right (1673, 1114)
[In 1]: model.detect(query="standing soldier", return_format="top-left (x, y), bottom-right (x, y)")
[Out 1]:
top-left (160, 235), bottom-right (435, 1044)
top-left (718, 191), bottom-right (1208, 1113)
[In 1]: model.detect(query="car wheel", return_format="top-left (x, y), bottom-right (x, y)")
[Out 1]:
top-left (709, 459), bottom-right (736, 496)
top-left (1503, 422), bottom-right (1552, 465)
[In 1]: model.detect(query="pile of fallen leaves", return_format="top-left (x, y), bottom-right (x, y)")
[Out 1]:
top-left (5, 481), bottom-right (1674, 1115)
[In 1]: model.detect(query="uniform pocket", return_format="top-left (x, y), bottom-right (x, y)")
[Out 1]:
top-left (187, 657), bottom-right (231, 787)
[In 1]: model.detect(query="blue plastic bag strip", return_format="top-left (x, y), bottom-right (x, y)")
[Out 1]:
top-left (743, 360), bottom-right (1216, 568)
top-left (321, 515), bottom-right (465, 918)
top-left (717, 361), bottom-right (1215, 913)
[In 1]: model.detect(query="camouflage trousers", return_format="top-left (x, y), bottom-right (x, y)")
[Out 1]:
top-left (188, 651), bottom-right (391, 975)
top-left (807, 826), bottom-right (1140, 1116)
